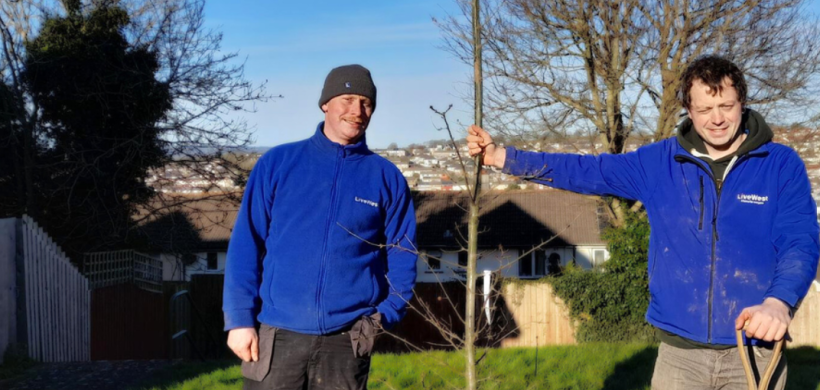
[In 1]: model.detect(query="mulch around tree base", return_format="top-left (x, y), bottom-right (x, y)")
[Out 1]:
top-left (0, 359), bottom-right (176, 390)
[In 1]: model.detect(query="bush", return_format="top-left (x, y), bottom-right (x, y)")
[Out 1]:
top-left (0, 344), bottom-right (36, 381)
top-left (548, 202), bottom-right (656, 343)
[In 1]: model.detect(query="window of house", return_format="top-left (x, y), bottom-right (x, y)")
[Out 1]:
top-left (593, 249), bottom-right (607, 267)
top-left (424, 250), bottom-right (442, 272)
top-left (518, 249), bottom-right (532, 277)
top-left (458, 251), bottom-right (468, 267)
top-left (519, 249), bottom-right (552, 277)
top-left (535, 251), bottom-right (547, 276)
top-left (207, 252), bottom-right (218, 270)
top-left (548, 252), bottom-right (562, 275)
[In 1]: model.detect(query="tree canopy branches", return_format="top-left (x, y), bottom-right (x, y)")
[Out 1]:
top-left (0, 0), bottom-right (269, 257)
top-left (438, 0), bottom-right (820, 153)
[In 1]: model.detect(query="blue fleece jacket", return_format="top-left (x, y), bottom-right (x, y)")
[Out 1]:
top-left (503, 130), bottom-right (819, 345)
top-left (223, 123), bottom-right (417, 334)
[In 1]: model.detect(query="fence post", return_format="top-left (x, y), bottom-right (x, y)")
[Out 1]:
top-left (0, 218), bottom-right (19, 364)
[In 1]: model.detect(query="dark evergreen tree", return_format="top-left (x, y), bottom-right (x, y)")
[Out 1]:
top-left (21, 0), bottom-right (171, 256)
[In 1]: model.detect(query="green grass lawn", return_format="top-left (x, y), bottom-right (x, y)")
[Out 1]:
top-left (131, 344), bottom-right (820, 390)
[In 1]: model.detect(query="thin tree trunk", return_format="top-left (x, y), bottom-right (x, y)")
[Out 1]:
top-left (22, 116), bottom-right (35, 219)
top-left (466, 0), bottom-right (482, 389)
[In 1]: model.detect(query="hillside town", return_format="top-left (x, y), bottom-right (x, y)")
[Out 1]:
top-left (144, 128), bottom-right (820, 211)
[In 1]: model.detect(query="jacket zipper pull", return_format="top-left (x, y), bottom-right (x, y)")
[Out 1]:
top-left (713, 179), bottom-right (722, 242)
top-left (698, 176), bottom-right (704, 231)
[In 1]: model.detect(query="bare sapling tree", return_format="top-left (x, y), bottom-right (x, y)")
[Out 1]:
top-left (366, 102), bottom-right (581, 389)
top-left (464, 0), bottom-right (483, 388)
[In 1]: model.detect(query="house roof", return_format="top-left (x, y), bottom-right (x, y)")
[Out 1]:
top-left (131, 195), bottom-right (240, 253)
top-left (132, 190), bottom-right (608, 253)
top-left (413, 190), bottom-right (607, 249)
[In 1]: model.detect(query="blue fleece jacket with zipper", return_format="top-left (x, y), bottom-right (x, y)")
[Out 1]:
top-left (222, 123), bottom-right (417, 335)
top-left (503, 111), bottom-right (819, 345)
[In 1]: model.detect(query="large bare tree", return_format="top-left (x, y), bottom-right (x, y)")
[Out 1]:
top-left (438, 0), bottom-right (820, 154)
top-left (638, 0), bottom-right (820, 140)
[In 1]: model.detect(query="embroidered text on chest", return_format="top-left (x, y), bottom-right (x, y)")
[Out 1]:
top-left (736, 193), bottom-right (769, 205)
top-left (355, 197), bottom-right (379, 208)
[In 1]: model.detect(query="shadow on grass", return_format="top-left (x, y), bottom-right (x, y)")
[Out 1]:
top-left (126, 359), bottom-right (238, 390)
top-left (601, 345), bottom-right (657, 390)
top-left (784, 346), bottom-right (820, 390)
top-left (599, 345), bottom-right (820, 390)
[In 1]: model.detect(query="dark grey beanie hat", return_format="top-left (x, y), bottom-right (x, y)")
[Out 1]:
top-left (318, 64), bottom-right (377, 110)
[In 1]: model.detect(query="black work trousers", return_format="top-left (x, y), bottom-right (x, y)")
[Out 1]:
top-left (243, 326), bottom-right (371, 390)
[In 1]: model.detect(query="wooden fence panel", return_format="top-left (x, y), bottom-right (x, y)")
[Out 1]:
top-left (788, 281), bottom-right (820, 347)
top-left (19, 216), bottom-right (91, 362)
top-left (90, 283), bottom-right (167, 360)
top-left (376, 279), bottom-right (577, 352)
top-left (166, 281), bottom-right (192, 359)
top-left (377, 282), bottom-right (467, 353)
top-left (190, 274), bottom-right (230, 358)
top-left (497, 282), bottom-right (576, 348)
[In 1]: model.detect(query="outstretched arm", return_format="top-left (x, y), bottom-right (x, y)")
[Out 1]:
top-left (467, 124), bottom-right (663, 202)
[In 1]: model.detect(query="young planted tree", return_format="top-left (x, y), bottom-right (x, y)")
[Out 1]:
top-left (464, 0), bottom-right (483, 388)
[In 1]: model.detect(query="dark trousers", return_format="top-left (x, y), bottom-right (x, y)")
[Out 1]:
top-left (243, 327), bottom-right (371, 390)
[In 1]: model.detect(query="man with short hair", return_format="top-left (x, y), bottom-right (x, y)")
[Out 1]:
top-left (467, 55), bottom-right (818, 389)
top-left (224, 64), bottom-right (417, 390)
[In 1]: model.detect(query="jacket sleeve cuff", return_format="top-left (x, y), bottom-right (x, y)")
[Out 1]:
top-left (223, 309), bottom-right (257, 331)
top-left (501, 146), bottom-right (519, 175)
top-left (375, 301), bottom-right (401, 330)
top-left (763, 289), bottom-right (799, 310)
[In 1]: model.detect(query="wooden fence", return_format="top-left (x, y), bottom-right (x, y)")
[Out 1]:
top-left (377, 282), bottom-right (468, 352)
top-left (18, 215), bottom-right (91, 362)
top-left (497, 282), bottom-right (576, 347)
top-left (83, 250), bottom-right (168, 360)
top-left (163, 276), bottom-right (820, 356)
top-left (788, 280), bottom-right (820, 347)
top-left (377, 280), bottom-right (576, 352)
top-left (90, 283), bottom-right (167, 360)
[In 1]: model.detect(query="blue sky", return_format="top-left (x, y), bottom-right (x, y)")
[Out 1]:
top-left (204, 0), bottom-right (820, 149)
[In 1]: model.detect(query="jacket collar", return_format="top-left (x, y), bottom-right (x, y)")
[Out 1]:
top-left (674, 138), bottom-right (770, 161)
top-left (309, 121), bottom-right (372, 158)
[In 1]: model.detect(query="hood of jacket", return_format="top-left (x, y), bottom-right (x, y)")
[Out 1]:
top-left (676, 109), bottom-right (773, 161)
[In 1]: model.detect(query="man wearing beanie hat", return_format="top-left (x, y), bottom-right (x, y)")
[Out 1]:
top-left (223, 64), bottom-right (417, 390)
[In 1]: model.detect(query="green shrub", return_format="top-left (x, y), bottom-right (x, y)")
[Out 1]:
top-left (548, 202), bottom-right (656, 343)
top-left (0, 344), bottom-right (37, 381)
